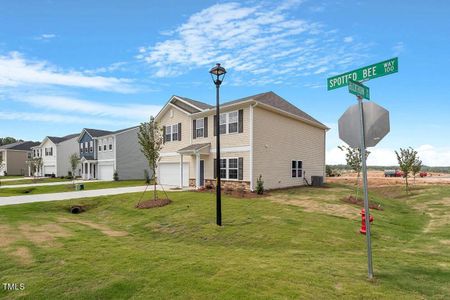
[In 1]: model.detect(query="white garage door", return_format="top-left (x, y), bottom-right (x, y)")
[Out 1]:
top-left (159, 163), bottom-right (189, 187)
top-left (98, 164), bottom-right (114, 180)
top-left (44, 165), bottom-right (56, 176)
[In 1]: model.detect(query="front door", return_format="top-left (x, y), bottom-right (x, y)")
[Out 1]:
top-left (200, 160), bottom-right (205, 187)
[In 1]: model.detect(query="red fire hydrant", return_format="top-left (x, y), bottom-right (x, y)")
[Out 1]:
top-left (360, 209), bottom-right (373, 235)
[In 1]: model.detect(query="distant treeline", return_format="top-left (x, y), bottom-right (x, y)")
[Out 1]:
top-left (327, 165), bottom-right (450, 174)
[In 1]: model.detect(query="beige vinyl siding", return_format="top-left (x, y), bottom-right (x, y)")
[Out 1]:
top-left (2, 150), bottom-right (29, 175)
top-left (253, 106), bottom-right (326, 190)
top-left (159, 107), bottom-right (192, 153)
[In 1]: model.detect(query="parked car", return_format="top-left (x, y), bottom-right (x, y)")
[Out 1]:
top-left (420, 171), bottom-right (428, 177)
top-left (384, 169), bottom-right (403, 177)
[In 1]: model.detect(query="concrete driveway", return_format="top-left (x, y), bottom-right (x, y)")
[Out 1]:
top-left (0, 185), bottom-right (189, 206)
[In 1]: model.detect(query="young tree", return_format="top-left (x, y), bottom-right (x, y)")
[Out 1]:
top-left (69, 153), bottom-right (80, 187)
top-left (411, 157), bottom-right (422, 184)
top-left (395, 147), bottom-right (417, 193)
top-left (29, 157), bottom-right (43, 181)
top-left (338, 145), bottom-right (370, 198)
top-left (137, 116), bottom-right (163, 200)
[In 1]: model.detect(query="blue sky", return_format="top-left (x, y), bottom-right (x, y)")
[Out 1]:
top-left (1, 0), bottom-right (449, 166)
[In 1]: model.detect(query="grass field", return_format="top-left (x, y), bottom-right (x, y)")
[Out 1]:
top-left (0, 180), bottom-right (146, 197)
top-left (0, 183), bottom-right (449, 299)
top-left (0, 177), bottom-right (72, 186)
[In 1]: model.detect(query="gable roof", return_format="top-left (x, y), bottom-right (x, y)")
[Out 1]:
top-left (84, 128), bottom-right (113, 138)
top-left (0, 141), bottom-right (39, 151)
top-left (47, 133), bottom-right (79, 144)
top-left (96, 125), bottom-right (139, 138)
top-left (175, 96), bottom-right (213, 110)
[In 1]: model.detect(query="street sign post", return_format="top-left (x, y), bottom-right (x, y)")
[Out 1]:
top-left (348, 80), bottom-right (370, 100)
top-left (327, 57), bottom-right (398, 90)
top-left (328, 57), bottom-right (398, 280)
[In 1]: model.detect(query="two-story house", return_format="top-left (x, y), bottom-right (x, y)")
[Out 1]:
top-left (78, 127), bottom-right (150, 180)
top-left (156, 91), bottom-right (328, 191)
top-left (32, 134), bottom-right (79, 177)
top-left (0, 141), bottom-right (39, 176)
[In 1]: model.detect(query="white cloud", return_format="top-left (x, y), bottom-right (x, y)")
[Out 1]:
top-left (13, 95), bottom-right (162, 121)
top-left (392, 42), bottom-right (405, 55)
top-left (343, 36), bottom-right (353, 43)
top-left (35, 33), bottom-right (56, 41)
top-left (139, 1), bottom-right (370, 84)
top-left (0, 52), bottom-right (136, 93)
top-left (0, 111), bottom-right (128, 126)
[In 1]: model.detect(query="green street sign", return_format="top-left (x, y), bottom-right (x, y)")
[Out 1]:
top-left (348, 80), bottom-right (370, 100)
top-left (327, 57), bottom-right (398, 90)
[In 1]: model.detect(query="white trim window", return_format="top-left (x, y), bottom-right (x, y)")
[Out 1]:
top-left (109, 138), bottom-right (113, 151)
top-left (165, 125), bottom-right (172, 142)
top-left (98, 140), bottom-right (102, 152)
top-left (89, 141), bottom-right (93, 152)
top-left (103, 139), bottom-right (107, 151)
top-left (84, 142), bottom-right (88, 152)
top-left (291, 160), bottom-right (303, 178)
top-left (80, 143), bottom-right (83, 153)
top-left (220, 158), bottom-right (239, 180)
top-left (172, 124), bottom-right (178, 141)
top-left (228, 111), bottom-right (238, 133)
top-left (196, 118), bottom-right (204, 138)
top-left (219, 110), bottom-right (239, 134)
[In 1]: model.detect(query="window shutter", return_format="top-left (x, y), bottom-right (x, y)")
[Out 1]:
top-left (204, 116), bottom-right (208, 137)
top-left (178, 123), bottom-right (182, 141)
top-left (163, 126), bottom-right (166, 144)
top-left (193, 119), bottom-right (197, 139)
top-left (238, 109), bottom-right (244, 133)
top-left (238, 157), bottom-right (244, 180)
top-left (213, 158), bottom-right (217, 179)
top-left (214, 115), bottom-right (217, 136)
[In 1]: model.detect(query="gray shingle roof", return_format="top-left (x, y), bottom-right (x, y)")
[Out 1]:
top-left (47, 133), bottom-right (79, 144)
top-left (178, 143), bottom-right (211, 152)
top-left (96, 126), bottom-right (139, 137)
top-left (175, 96), bottom-right (213, 110)
top-left (0, 141), bottom-right (39, 151)
top-left (173, 91), bottom-right (326, 128)
top-left (84, 128), bottom-right (113, 138)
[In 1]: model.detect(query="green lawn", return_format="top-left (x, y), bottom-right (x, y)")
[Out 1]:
top-left (0, 180), bottom-right (147, 197)
top-left (0, 184), bottom-right (449, 299)
top-left (0, 177), bottom-right (72, 186)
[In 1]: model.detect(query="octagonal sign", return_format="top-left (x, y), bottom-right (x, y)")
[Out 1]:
top-left (338, 101), bottom-right (390, 148)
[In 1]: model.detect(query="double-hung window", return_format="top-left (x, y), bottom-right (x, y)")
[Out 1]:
top-left (98, 141), bottom-right (102, 152)
top-left (103, 139), bottom-right (107, 151)
top-left (172, 124), bottom-right (178, 141)
top-left (89, 141), bottom-right (93, 152)
top-left (80, 144), bottom-right (83, 153)
top-left (291, 160), bottom-right (303, 178)
top-left (165, 126), bottom-right (172, 142)
top-left (196, 119), bottom-right (204, 138)
top-left (219, 159), bottom-right (227, 179)
top-left (228, 111), bottom-right (238, 133)
top-left (84, 142), bottom-right (88, 152)
top-left (219, 114), bottom-right (227, 134)
top-left (109, 138), bottom-right (113, 151)
top-left (219, 158), bottom-right (239, 180)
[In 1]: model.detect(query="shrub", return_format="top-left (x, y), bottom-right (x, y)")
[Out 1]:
top-left (113, 171), bottom-right (119, 181)
top-left (256, 174), bottom-right (264, 195)
top-left (144, 169), bottom-right (150, 184)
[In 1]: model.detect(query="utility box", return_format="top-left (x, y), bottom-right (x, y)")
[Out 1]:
top-left (76, 183), bottom-right (84, 191)
top-left (311, 176), bottom-right (324, 187)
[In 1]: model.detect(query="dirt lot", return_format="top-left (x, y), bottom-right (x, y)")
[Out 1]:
top-left (327, 170), bottom-right (450, 187)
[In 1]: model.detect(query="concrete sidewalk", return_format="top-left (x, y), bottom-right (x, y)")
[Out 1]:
top-left (0, 177), bottom-right (33, 182)
top-left (0, 179), bottom-right (105, 189)
top-left (0, 185), bottom-right (187, 206)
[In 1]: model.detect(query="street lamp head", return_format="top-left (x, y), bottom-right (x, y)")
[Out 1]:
top-left (209, 63), bottom-right (227, 86)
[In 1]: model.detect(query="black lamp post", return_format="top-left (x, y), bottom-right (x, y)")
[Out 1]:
top-left (209, 63), bottom-right (226, 226)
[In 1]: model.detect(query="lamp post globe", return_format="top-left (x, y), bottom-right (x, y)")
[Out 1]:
top-left (209, 63), bottom-right (226, 226)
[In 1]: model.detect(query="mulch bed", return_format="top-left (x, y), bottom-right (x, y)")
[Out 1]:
top-left (341, 195), bottom-right (383, 210)
top-left (197, 188), bottom-right (269, 199)
top-left (136, 199), bottom-right (171, 209)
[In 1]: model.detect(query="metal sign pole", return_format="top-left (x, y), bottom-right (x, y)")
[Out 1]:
top-left (357, 96), bottom-right (374, 279)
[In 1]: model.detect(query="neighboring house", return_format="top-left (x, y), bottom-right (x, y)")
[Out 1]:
top-left (0, 141), bottom-right (39, 176)
top-left (78, 127), bottom-right (150, 180)
top-left (155, 91), bottom-right (328, 191)
top-left (32, 134), bottom-right (79, 177)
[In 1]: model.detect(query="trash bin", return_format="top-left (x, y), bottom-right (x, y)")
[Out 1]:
top-left (76, 183), bottom-right (84, 191)
top-left (311, 176), bottom-right (324, 187)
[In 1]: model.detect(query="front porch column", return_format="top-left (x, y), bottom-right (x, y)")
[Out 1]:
top-left (88, 163), bottom-right (91, 180)
top-left (195, 153), bottom-right (200, 188)
top-left (179, 154), bottom-right (184, 188)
